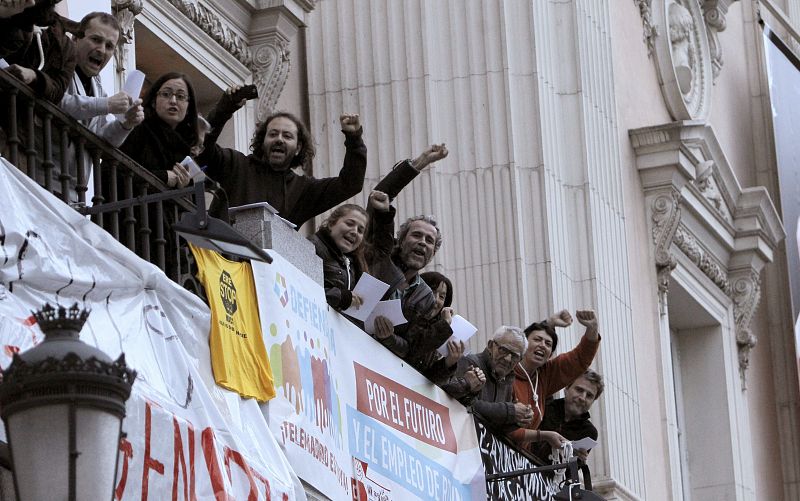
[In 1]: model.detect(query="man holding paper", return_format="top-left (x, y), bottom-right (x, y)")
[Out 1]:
top-left (60, 12), bottom-right (143, 145)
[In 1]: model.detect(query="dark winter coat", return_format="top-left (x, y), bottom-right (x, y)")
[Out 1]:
top-left (198, 103), bottom-right (367, 228)
top-left (309, 228), bottom-right (363, 310)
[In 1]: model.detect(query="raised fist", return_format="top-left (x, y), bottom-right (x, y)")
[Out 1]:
top-left (576, 309), bottom-right (598, 331)
top-left (548, 309), bottom-right (573, 328)
top-left (368, 190), bottom-right (390, 212)
top-left (340, 113), bottom-right (361, 133)
top-left (410, 144), bottom-right (448, 171)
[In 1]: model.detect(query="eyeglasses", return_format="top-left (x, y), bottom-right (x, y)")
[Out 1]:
top-left (492, 342), bottom-right (522, 360)
top-left (157, 90), bottom-right (189, 102)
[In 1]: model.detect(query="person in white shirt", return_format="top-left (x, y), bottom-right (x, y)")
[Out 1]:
top-left (60, 11), bottom-right (142, 142)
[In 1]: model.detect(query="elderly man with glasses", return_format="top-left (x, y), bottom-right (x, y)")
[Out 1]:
top-left (443, 314), bottom-right (571, 433)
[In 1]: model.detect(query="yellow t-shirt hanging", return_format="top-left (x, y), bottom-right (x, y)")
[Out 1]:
top-left (191, 245), bottom-right (275, 401)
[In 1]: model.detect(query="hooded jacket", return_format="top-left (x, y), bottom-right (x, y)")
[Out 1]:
top-left (1, 7), bottom-right (74, 103)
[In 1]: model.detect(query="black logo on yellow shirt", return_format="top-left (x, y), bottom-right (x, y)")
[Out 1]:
top-left (219, 270), bottom-right (238, 317)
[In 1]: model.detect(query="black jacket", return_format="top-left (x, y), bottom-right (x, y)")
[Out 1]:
top-left (198, 103), bottom-right (367, 228)
top-left (119, 115), bottom-right (194, 185)
top-left (1, 11), bottom-right (75, 103)
top-left (404, 314), bottom-right (454, 384)
top-left (309, 228), bottom-right (362, 310)
top-left (364, 159), bottom-right (435, 357)
top-left (531, 398), bottom-right (598, 462)
top-left (442, 350), bottom-right (517, 433)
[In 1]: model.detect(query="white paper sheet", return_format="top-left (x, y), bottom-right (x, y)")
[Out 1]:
top-left (0, 59), bottom-right (8, 69)
top-left (341, 273), bottom-right (390, 320)
top-left (115, 70), bottom-right (145, 123)
top-left (181, 155), bottom-right (205, 182)
top-left (570, 437), bottom-right (598, 451)
top-left (436, 315), bottom-right (478, 356)
top-left (123, 69), bottom-right (145, 99)
top-left (363, 299), bottom-right (407, 334)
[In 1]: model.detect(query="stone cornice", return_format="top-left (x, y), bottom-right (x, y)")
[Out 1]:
top-left (632, 120), bottom-right (785, 386)
top-left (166, 0), bottom-right (254, 70)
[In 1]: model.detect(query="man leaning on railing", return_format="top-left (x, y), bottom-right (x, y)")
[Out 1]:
top-left (0, 0), bottom-right (74, 104)
top-left (60, 12), bottom-right (143, 149)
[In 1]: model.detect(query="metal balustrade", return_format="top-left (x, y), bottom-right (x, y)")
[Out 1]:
top-left (0, 70), bottom-right (195, 285)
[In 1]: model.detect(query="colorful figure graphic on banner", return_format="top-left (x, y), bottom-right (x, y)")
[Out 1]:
top-left (268, 271), bottom-right (345, 445)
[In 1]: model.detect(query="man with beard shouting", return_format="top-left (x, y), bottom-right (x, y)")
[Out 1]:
top-left (198, 89), bottom-right (366, 228)
top-left (364, 145), bottom-right (448, 356)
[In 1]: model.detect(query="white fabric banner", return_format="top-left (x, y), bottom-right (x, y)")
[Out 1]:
top-left (253, 255), bottom-right (486, 501)
top-left (0, 159), bottom-right (304, 501)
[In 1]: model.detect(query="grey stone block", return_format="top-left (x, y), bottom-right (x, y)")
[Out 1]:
top-left (230, 206), bottom-right (323, 286)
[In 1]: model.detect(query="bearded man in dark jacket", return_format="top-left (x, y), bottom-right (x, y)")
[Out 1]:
top-left (197, 89), bottom-right (366, 228)
top-left (365, 144), bottom-right (449, 355)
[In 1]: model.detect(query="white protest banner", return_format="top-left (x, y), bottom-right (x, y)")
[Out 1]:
top-left (253, 254), bottom-right (486, 501)
top-left (0, 159), bottom-right (304, 500)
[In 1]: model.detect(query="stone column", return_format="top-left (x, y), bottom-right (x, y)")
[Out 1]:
top-left (307, 1), bottom-right (645, 497)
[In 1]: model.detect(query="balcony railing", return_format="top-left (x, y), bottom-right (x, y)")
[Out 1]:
top-left (0, 70), bottom-right (196, 285)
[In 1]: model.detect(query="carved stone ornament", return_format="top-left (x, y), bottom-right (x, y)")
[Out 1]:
top-left (166, 0), bottom-right (254, 70)
top-left (252, 36), bottom-right (292, 122)
top-left (673, 224), bottom-right (731, 294)
top-left (701, 0), bottom-right (738, 79)
top-left (634, 0), bottom-right (658, 56)
top-left (730, 270), bottom-right (761, 387)
top-left (644, 0), bottom-right (714, 120)
top-left (633, 122), bottom-right (784, 389)
top-left (693, 159), bottom-right (732, 222)
top-left (112, 0), bottom-right (143, 79)
top-left (651, 189), bottom-right (682, 296)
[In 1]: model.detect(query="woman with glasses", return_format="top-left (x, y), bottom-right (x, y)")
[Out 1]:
top-left (120, 72), bottom-right (199, 188)
top-left (116, 72), bottom-right (199, 276)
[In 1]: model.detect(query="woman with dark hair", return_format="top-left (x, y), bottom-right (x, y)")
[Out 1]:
top-left (120, 71), bottom-right (198, 187)
top-left (403, 271), bottom-right (466, 385)
top-left (115, 72), bottom-right (198, 276)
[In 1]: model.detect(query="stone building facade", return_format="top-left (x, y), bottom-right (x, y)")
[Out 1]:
top-left (45, 0), bottom-right (800, 499)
